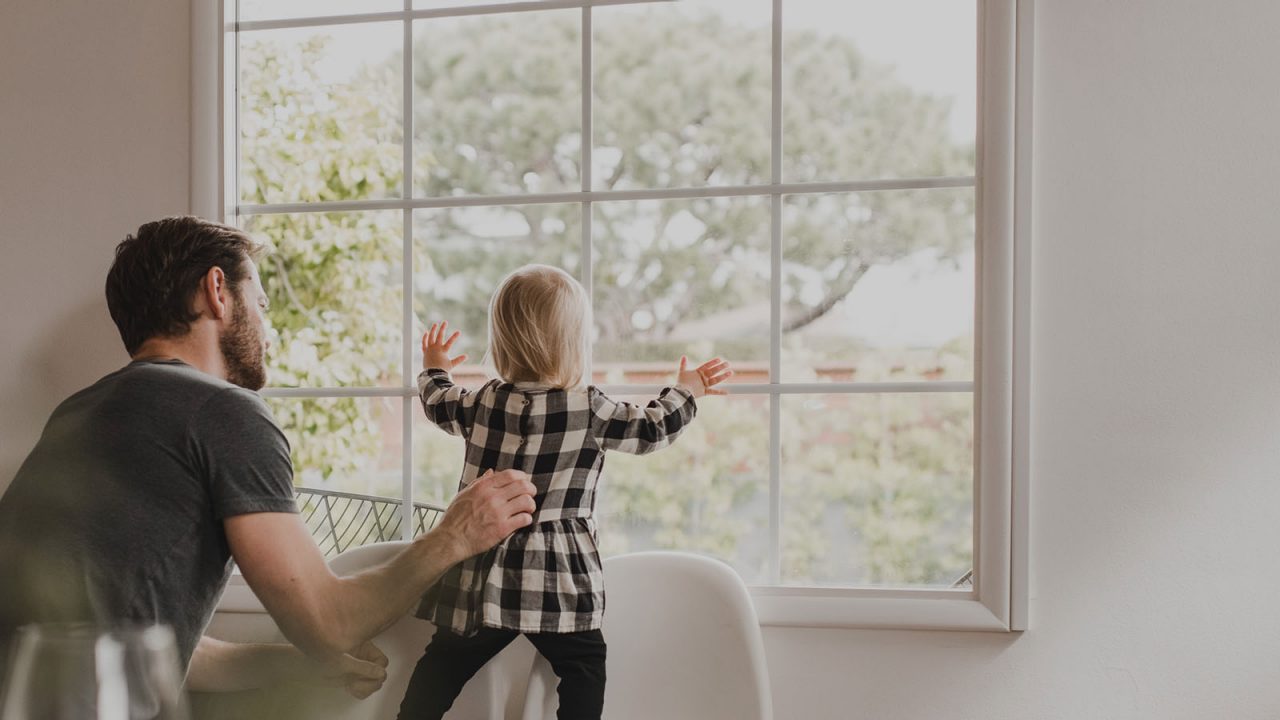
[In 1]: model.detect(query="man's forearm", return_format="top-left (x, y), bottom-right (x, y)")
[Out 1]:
top-left (187, 636), bottom-right (387, 699)
top-left (187, 637), bottom-right (316, 692)
top-left (313, 527), bottom-right (467, 653)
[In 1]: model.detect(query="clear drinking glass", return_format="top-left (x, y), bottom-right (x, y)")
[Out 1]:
top-left (0, 624), bottom-right (189, 720)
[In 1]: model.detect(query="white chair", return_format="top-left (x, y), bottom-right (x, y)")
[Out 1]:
top-left (193, 541), bottom-right (537, 720)
top-left (520, 552), bottom-right (773, 720)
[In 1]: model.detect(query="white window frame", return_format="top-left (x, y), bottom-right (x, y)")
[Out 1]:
top-left (192, 0), bottom-right (1033, 632)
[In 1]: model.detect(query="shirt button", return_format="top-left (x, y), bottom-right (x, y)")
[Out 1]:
top-left (522, 399), bottom-right (530, 405)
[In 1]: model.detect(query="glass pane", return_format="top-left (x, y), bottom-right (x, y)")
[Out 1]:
top-left (783, 0), bottom-right (977, 182)
top-left (781, 392), bottom-right (973, 587)
top-left (412, 12), bottom-right (580, 197)
top-left (413, 205), bottom-right (581, 372)
top-left (267, 396), bottom-right (407, 555)
top-left (593, 0), bottom-right (771, 190)
top-left (238, 23), bottom-right (403, 204)
top-left (238, 0), bottom-right (400, 22)
top-left (412, 404), bottom-right (468, 509)
top-left (593, 197), bottom-right (770, 384)
top-left (597, 393), bottom-right (770, 585)
top-left (782, 188), bottom-right (974, 383)
top-left (247, 211), bottom-right (403, 388)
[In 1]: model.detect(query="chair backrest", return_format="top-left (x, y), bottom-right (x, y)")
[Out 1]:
top-left (521, 551), bottom-right (772, 720)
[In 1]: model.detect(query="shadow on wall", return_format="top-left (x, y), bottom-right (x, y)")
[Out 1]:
top-left (0, 296), bottom-right (125, 491)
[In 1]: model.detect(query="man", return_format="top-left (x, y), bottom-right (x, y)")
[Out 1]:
top-left (0, 216), bottom-right (537, 696)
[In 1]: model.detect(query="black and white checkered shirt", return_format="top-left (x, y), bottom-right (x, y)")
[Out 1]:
top-left (416, 368), bottom-right (698, 635)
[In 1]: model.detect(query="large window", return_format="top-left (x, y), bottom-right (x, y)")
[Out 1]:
top-left (194, 0), bottom-right (1030, 630)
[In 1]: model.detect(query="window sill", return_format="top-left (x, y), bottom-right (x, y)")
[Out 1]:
top-left (750, 586), bottom-right (1012, 632)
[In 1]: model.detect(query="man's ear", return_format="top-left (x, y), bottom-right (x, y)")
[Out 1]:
top-left (198, 266), bottom-right (231, 321)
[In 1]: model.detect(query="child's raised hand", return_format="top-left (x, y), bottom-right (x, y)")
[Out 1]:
top-left (423, 321), bottom-right (468, 371)
top-left (677, 356), bottom-right (733, 398)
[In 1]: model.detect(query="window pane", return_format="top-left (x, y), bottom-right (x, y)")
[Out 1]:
top-left (782, 188), bottom-right (974, 383)
top-left (247, 212), bottom-right (404, 388)
top-left (593, 1), bottom-right (771, 190)
top-left (597, 393), bottom-right (770, 585)
top-left (412, 395), bottom-right (468, 508)
top-left (412, 12), bottom-right (580, 197)
top-left (783, 0), bottom-right (977, 182)
top-left (413, 205), bottom-right (581, 369)
top-left (593, 197), bottom-right (770, 384)
top-left (268, 396), bottom-right (407, 555)
top-left (781, 392), bottom-right (973, 587)
top-left (238, 23), bottom-right (403, 204)
top-left (238, 0), bottom-right (400, 22)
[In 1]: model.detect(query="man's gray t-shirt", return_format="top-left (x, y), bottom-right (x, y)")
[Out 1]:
top-left (0, 359), bottom-right (297, 669)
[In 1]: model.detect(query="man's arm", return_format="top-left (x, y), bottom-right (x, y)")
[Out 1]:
top-left (224, 469), bottom-right (536, 664)
top-left (186, 636), bottom-right (387, 698)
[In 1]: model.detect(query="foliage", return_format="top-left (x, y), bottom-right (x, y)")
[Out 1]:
top-left (240, 36), bottom-right (405, 483)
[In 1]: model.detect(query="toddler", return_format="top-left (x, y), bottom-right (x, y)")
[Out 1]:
top-left (397, 264), bottom-right (731, 720)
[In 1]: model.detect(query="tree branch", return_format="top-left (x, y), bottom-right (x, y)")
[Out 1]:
top-left (270, 254), bottom-right (323, 327)
top-left (605, 154), bottom-right (627, 190)
top-left (782, 261), bottom-right (871, 334)
top-left (656, 229), bottom-right (722, 339)
top-left (702, 158), bottom-right (721, 184)
top-left (518, 206), bottom-right (542, 244)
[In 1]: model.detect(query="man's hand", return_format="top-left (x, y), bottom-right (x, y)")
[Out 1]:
top-left (322, 640), bottom-right (389, 700)
top-left (423, 321), bottom-right (467, 371)
top-left (432, 469), bottom-right (537, 561)
top-left (676, 356), bottom-right (733, 398)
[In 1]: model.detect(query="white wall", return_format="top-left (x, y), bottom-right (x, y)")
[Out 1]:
top-left (0, 0), bottom-right (190, 491)
top-left (4, 1), bottom-right (1280, 718)
top-left (764, 1), bottom-right (1280, 718)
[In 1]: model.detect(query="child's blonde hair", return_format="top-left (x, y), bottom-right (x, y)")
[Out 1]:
top-left (487, 264), bottom-right (590, 389)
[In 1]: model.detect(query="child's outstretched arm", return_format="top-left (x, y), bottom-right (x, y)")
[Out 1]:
top-left (589, 356), bottom-right (733, 455)
top-left (418, 321), bottom-right (479, 437)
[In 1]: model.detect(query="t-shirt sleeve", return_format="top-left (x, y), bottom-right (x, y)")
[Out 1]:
top-left (190, 387), bottom-right (298, 519)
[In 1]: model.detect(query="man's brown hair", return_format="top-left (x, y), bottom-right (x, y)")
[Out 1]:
top-left (105, 216), bottom-right (260, 355)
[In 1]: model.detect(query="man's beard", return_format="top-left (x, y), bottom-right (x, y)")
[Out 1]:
top-left (220, 299), bottom-right (267, 391)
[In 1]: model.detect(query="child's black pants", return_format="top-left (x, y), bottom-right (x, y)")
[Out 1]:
top-left (397, 625), bottom-right (607, 720)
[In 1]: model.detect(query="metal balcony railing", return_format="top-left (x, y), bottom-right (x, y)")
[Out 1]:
top-left (294, 487), bottom-right (447, 557)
